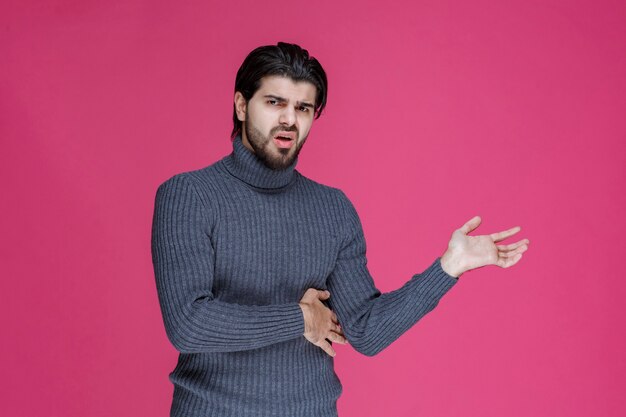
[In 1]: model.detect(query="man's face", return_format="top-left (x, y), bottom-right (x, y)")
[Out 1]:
top-left (235, 75), bottom-right (317, 170)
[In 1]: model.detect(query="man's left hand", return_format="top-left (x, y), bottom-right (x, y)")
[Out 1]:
top-left (440, 215), bottom-right (530, 278)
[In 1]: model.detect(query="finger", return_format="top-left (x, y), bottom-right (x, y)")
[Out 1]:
top-left (333, 323), bottom-right (346, 339)
top-left (330, 322), bottom-right (343, 335)
top-left (490, 226), bottom-right (521, 243)
top-left (499, 242), bottom-right (528, 256)
top-left (317, 340), bottom-right (336, 357)
top-left (507, 253), bottom-right (523, 267)
top-left (332, 323), bottom-right (349, 344)
top-left (331, 312), bottom-right (338, 323)
top-left (499, 246), bottom-right (526, 258)
top-left (497, 253), bottom-right (522, 268)
top-left (459, 216), bottom-right (481, 234)
top-left (499, 244), bottom-right (528, 258)
top-left (317, 290), bottom-right (330, 300)
top-left (328, 331), bottom-right (349, 344)
top-left (496, 239), bottom-right (529, 251)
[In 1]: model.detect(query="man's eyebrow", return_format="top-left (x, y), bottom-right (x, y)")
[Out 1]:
top-left (263, 94), bottom-right (286, 102)
top-left (263, 95), bottom-right (314, 108)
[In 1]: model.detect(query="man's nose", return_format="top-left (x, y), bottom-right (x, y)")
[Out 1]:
top-left (278, 106), bottom-right (297, 126)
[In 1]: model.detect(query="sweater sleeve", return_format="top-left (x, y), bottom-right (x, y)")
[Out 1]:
top-left (151, 174), bottom-right (305, 354)
top-left (325, 190), bottom-right (458, 357)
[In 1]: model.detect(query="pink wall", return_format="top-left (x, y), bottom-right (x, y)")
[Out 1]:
top-left (2, 1), bottom-right (624, 416)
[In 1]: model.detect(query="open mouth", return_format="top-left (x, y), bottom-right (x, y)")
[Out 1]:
top-left (273, 133), bottom-right (296, 149)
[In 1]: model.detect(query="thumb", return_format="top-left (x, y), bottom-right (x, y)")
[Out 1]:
top-left (317, 290), bottom-right (331, 300)
top-left (460, 215), bottom-right (481, 234)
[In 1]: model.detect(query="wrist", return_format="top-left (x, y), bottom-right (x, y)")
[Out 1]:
top-left (440, 250), bottom-right (464, 278)
top-left (298, 302), bottom-right (311, 336)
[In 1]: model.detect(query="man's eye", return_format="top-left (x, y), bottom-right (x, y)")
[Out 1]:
top-left (299, 106), bottom-right (309, 112)
top-left (267, 99), bottom-right (279, 105)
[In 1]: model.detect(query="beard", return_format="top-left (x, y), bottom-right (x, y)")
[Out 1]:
top-left (244, 121), bottom-right (308, 170)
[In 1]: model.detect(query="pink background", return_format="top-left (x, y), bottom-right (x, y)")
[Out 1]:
top-left (2, 1), bottom-right (625, 416)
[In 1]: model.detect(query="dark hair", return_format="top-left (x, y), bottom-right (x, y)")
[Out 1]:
top-left (231, 42), bottom-right (328, 139)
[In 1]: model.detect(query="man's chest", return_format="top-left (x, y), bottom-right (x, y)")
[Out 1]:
top-left (210, 191), bottom-right (342, 303)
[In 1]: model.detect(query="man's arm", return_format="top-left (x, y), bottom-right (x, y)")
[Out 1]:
top-left (151, 174), bottom-right (305, 354)
top-left (325, 190), bottom-right (458, 357)
top-left (323, 192), bottom-right (530, 358)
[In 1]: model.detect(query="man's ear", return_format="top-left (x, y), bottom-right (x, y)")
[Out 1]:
top-left (234, 92), bottom-right (247, 122)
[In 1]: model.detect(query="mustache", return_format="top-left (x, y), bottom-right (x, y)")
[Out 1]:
top-left (270, 126), bottom-right (298, 135)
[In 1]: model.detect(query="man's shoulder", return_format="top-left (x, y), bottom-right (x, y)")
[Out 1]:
top-left (295, 172), bottom-right (354, 211)
top-left (153, 160), bottom-right (228, 218)
top-left (156, 156), bottom-right (228, 191)
top-left (296, 172), bottom-right (348, 198)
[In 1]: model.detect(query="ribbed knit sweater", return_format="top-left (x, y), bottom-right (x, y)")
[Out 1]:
top-left (151, 134), bottom-right (458, 417)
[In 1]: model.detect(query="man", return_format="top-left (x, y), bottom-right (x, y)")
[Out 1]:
top-left (151, 42), bottom-right (529, 417)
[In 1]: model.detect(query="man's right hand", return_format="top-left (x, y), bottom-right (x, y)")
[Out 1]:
top-left (299, 288), bottom-right (349, 357)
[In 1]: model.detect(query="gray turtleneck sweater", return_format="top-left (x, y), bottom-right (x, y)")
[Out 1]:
top-left (151, 135), bottom-right (458, 417)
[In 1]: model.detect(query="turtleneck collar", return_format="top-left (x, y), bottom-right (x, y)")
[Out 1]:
top-left (222, 134), bottom-right (299, 190)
